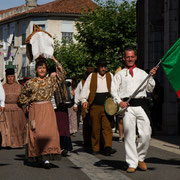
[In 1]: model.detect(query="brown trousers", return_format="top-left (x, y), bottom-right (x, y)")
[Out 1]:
top-left (90, 105), bottom-right (112, 152)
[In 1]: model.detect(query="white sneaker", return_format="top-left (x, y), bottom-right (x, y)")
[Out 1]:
top-left (119, 137), bottom-right (124, 143)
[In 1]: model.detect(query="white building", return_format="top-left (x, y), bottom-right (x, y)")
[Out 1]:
top-left (0, 0), bottom-right (95, 79)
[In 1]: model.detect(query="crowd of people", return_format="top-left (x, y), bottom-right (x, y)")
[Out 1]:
top-left (0, 48), bottom-right (158, 173)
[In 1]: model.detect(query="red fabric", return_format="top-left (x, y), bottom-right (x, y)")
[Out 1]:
top-left (177, 90), bottom-right (180, 98)
top-left (126, 64), bottom-right (136, 77)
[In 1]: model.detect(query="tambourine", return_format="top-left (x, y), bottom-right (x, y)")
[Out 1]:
top-left (104, 97), bottom-right (127, 116)
top-left (104, 97), bottom-right (119, 116)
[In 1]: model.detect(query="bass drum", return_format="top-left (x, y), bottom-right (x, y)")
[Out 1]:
top-left (104, 97), bottom-right (119, 116)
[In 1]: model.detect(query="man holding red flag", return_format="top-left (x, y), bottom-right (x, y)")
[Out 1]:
top-left (111, 48), bottom-right (158, 173)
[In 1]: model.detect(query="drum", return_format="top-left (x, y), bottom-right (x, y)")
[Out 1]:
top-left (104, 97), bottom-right (119, 116)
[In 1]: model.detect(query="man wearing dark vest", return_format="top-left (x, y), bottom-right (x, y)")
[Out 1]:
top-left (80, 58), bottom-right (114, 156)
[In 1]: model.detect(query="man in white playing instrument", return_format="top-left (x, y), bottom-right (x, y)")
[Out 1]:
top-left (111, 48), bottom-right (158, 173)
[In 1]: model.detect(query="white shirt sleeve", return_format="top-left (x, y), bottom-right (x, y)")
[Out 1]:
top-left (80, 73), bottom-right (92, 104)
top-left (111, 73), bottom-right (122, 104)
top-left (146, 75), bottom-right (156, 93)
top-left (0, 82), bottom-right (5, 107)
top-left (74, 81), bottom-right (82, 107)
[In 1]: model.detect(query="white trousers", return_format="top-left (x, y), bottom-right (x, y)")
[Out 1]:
top-left (123, 106), bottom-right (151, 168)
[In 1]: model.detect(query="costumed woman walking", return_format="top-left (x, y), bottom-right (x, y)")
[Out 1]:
top-left (0, 68), bottom-right (26, 148)
top-left (49, 67), bottom-right (73, 157)
top-left (18, 57), bottom-right (66, 169)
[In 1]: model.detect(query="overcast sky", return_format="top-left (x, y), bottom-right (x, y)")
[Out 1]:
top-left (1, 0), bottom-right (133, 10)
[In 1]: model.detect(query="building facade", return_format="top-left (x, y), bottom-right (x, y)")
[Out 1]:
top-left (137, 0), bottom-right (180, 134)
top-left (0, 0), bottom-right (95, 80)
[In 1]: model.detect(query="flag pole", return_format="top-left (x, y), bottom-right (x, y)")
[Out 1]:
top-left (125, 60), bottom-right (162, 104)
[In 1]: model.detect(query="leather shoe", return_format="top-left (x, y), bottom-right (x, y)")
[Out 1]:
top-left (127, 167), bottom-right (136, 173)
top-left (138, 161), bottom-right (147, 171)
top-left (110, 148), bottom-right (116, 154)
top-left (102, 147), bottom-right (111, 156)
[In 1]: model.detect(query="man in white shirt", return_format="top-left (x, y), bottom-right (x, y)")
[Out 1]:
top-left (81, 59), bottom-right (115, 156)
top-left (0, 81), bottom-right (5, 113)
top-left (111, 48), bottom-right (158, 173)
top-left (73, 67), bottom-right (94, 148)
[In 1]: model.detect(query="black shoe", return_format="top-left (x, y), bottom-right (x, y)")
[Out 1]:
top-left (103, 147), bottom-right (111, 156)
top-left (44, 162), bottom-right (51, 169)
top-left (110, 148), bottom-right (116, 154)
top-left (61, 149), bottom-right (68, 157)
top-left (103, 147), bottom-right (115, 156)
top-left (92, 151), bottom-right (99, 155)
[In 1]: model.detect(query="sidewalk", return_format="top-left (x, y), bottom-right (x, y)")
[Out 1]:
top-left (151, 134), bottom-right (180, 155)
top-left (113, 131), bottom-right (180, 155)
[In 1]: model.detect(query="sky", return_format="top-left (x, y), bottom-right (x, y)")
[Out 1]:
top-left (1, 0), bottom-right (54, 10)
top-left (1, 0), bottom-right (132, 10)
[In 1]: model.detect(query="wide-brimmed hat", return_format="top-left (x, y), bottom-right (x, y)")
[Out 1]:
top-left (5, 68), bottom-right (15, 75)
top-left (96, 58), bottom-right (107, 66)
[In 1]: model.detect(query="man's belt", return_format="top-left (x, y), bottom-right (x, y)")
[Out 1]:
top-left (123, 97), bottom-right (146, 106)
top-left (123, 97), bottom-right (151, 119)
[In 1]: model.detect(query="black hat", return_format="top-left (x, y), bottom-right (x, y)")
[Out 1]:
top-left (5, 68), bottom-right (15, 75)
top-left (96, 58), bottom-right (107, 66)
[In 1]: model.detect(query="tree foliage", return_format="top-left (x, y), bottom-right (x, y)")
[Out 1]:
top-left (46, 40), bottom-right (90, 81)
top-left (50, 0), bottom-right (136, 81)
top-left (75, 0), bottom-right (137, 73)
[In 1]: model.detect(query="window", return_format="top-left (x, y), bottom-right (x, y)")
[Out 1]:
top-left (2, 26), bottom-right (8, 50)
top-left (37, 24), bottom-right (45, 31)
top-left (22, 24), bottom-right (27, 45)
top-left (62, 32), bottom-right (73, 42)
top-left (20, 54), bottom-right (33, 78)
top-left (9, 23), bottom-right (15, 47)
top-left (30, 20), bottom-right (47, 34)
top-left (61, 21), bottom-right (74, 43)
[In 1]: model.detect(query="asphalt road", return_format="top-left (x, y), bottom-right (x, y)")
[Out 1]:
top-left (0, 129), bottom-right (180, 180)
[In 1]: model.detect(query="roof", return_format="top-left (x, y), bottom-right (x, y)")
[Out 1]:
top-left (0, 5), bottom-right (24, 15)
top-left (0, 0), bottom-right (96, 23)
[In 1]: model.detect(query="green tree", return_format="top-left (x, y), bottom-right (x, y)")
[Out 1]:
top-left (75, 0), bottom-right (136, 72)
top-left (47, 39), bottom-right (92, 82)
top-left (50, 0), bottom-right (136, 81)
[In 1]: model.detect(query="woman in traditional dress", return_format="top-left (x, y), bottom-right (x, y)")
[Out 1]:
top-left (18, 57), bottom-right (66, 169)
top-left (0, 68), bottom-right (26, 148)
top-left (49, 67), bottom-right (73, 157)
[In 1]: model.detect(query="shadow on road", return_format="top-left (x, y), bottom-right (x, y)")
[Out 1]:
top-left (94, 159), bottom-right (127, 171)
top-left (14, 154), bottom-right (25, 161)
top-left (0, 163), bottom-right (10, 166)
top-left (94, 160), bottom-right (157, 171)
top-left (146, 157), bottom-right (180, 166)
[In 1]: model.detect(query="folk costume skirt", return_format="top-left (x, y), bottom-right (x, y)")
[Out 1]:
top-left (55, 106), bottom-right (72, 151)
top-left (28, 101), bottom-right (61, 162)
top-left (0, 104), bottom-right (26, 148)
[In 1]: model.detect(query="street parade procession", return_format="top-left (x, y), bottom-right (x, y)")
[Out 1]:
top-left (0, 0), bottom-right (180, 179)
